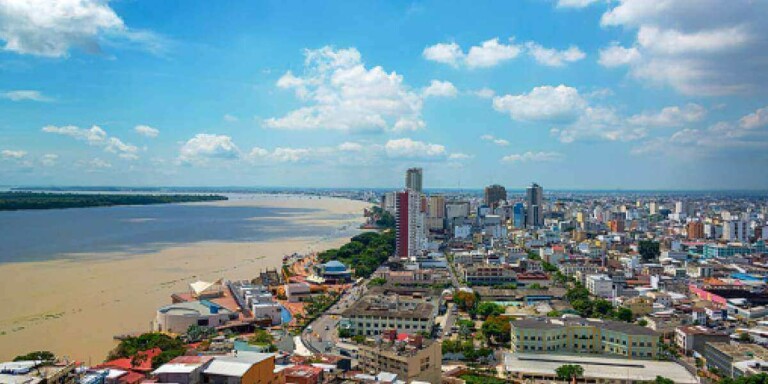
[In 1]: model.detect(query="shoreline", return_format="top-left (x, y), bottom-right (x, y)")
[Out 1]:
top-left (0, 196), bottom-right (371, 362)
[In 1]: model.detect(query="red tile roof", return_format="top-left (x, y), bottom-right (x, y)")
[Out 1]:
top-left (96, 348), bottom-right (162, 372)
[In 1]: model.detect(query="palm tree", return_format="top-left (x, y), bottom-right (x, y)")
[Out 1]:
top-left (555, 364), bottom-right (584, 383)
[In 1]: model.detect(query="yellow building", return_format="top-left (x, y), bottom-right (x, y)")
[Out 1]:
top-left (622, 296), bottom-right (654, 317)
top-left (510, 317), bottom-right (659, 359)
top-left (202, 352), bottom-right (282, 384)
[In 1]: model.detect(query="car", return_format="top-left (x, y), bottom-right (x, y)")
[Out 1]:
top-left (325, 325), bottom-right (330, 330)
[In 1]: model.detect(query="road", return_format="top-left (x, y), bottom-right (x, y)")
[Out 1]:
top-left (301, 282), bottom-right (368, 354)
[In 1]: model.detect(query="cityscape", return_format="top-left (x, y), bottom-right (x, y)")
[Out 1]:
top-left (2, 1), bottom-right (768, 384)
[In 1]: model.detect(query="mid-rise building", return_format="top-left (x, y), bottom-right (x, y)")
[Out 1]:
top-left (687, 221), bottom-right (705, 240)
top-left (341, 295), bottom-right (437, 336)
top-left (460, 265), bottom-right (517, 286)
top-left (723, 220), bottom-right (748, 242)
top-left (704, 342), bottom-right (768, 379)
top-left (586, 274), bottom-right (614, 298)
top-left (510, 317), bottom-right (659, 359)
top-left (356, 333), bottom-right (441, 384)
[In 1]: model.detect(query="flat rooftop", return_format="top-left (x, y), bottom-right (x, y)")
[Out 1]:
top-left (511, 317), bottom-right (658, 336)
top-left (503, 353), bottom-right (697, 384)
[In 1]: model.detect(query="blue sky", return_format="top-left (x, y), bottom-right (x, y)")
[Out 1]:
top-left (1, 0), bottom-right (767, 189)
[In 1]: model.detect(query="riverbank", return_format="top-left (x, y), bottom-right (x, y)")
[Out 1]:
top-left (0, 196), bottom-right (370, 362)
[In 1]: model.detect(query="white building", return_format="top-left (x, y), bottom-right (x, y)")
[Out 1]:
top-left (155, 301), bottom-right (236, 333)
top-left (723, 220), bottom-right (748, 242)
top-left (586, 274), bottom-right (614, 298)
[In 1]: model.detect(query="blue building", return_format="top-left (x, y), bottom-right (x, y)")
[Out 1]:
top-left (513, 202), bottom-right (526, 228)
top-left (314, 260), bottom-right (352, 283)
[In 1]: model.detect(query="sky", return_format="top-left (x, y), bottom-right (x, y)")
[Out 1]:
top-left (1, 0), bottom-right (767, 190)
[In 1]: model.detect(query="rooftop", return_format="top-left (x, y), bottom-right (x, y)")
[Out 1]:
top-left (511, 317), bottom-right (658, 336)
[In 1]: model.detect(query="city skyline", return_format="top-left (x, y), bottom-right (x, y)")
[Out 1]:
top-left (2, 0), bottom-right (768, 189)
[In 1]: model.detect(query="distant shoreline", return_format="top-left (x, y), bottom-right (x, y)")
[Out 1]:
top-left (0, 191), bottom-right (228, 211)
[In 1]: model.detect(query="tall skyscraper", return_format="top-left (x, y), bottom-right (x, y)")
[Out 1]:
top-left (525, 183), bottom-right (544, 228)
top-left (396, 189), bottom-right (424, 258)
top-left (483, 184), bottom-right (507, 209)
top-left (513, 202), bottom-right (526, 228)
top-left (405, 168), bottom-right (423, 192)
top-left (723, 220), bottom-right (747, 243)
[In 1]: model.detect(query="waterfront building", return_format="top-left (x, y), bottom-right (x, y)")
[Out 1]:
top-left (313, 260), bottom-right (352, 284)
top-left (510, 317), bottom-right (659, 359)
top-left (155, 300), bottom-right (237, 333)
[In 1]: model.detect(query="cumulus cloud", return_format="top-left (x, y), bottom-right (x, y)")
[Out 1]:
top-left (1, 90), bottom-right (52, 102)
top-left (265, 46), bottom-right (428, 133)
top-left (337, 142), bottom-right (364, 152)
top-left (473, 88), bottom-right (496, 99)
top-left (556, 0), bottom-right (601, 8)
top-left (493, 85), bottom-right (587, 123)
top-left (223, 114), bottom-right (239, 123)
top-left (178, 134), bottom-right (240, 164)
top-left (384, 138), bottom-right (447, 159)
top-left (501, 151), bottom-right (564, 163)
top-left (627, 103), bottom-right (707, 127)
top-left (598, 43), bottom-right (641, 67)
top-left (422, 80), bottom-right (458, 98)
top-left (480, 134), bottom-right (510, 146)
top-left (1, 149), bottom-right (27, 159)
top-left (598, 0), bottom-right (768, 95)
top-left (632, 105), bottom-right (768, 156)
top-left (525, 42), bottom-right (586, 67)
top-left (423, 38), bottom-right (521, 69)
top-left (0, 0), bottom-right (164, 58)
top-left (42, 124), bottom-right (139, 160)
top-left (134, 125), bottom-right (159, 138)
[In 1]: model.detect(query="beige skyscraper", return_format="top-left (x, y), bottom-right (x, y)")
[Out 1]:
top-left (405, 167), bottom-right (423, 192)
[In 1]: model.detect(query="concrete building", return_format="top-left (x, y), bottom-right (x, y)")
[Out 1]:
top-left (284, 282), bottom-right (311, 303)
top-left (586, 274), bottom-right (614, 298)
top-left (356, 334), bottom-right (441, 384)
top-left (687, 221), bottom-right (705, 240)
top-left (426, 194), bottom-right (445, 231)
top-left (395, 189), bottom-right (424, 258)
top-left (282, 365), bottom-right (322, 384)
top-left (525, 183), bottom-right (544, 228)
top-left (674, 326), bottom-right (730, 356)
top-left (202, 353), bottom-right (280, 384)
top-left (341, 295), bottom-right (437, 336)
top-left (502, 353), bottom-right (697, 384)
top-left (704, 342), bottom-right (768, 379)
top-left (724, 220), bottom-right (748, 242)
top-left (152, 356), bottom-right (214, 384)
top-left (155, 300), bottom-right (237, 333)
top-left (459, 265), bottom-right (517, 286)
top-left (510, 317), bottom-right (659, 359)
top-left (405, 168), bottom-right (423, 193)
top-left (483, 184), bottom-right (507, 209)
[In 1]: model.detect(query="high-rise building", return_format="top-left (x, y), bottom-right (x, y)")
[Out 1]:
top-left (675, 201), bottom-right (694, 217)
top-left (426, 195), bottom-right (445, 231)
top-left (687, 221), bottom-right (705, 240)
top-left (396, 190), bottom-right (424, 258)
top-left (525, 183), bottom-right (544, 228)
top-left (483, 184), bottom-right (507, 209)
top-left (405, 168), bottom-right (423, 193)
top-left (513, 202), bottom-right (526, 228)
top-left (649, 202), bottom-right (658, 215)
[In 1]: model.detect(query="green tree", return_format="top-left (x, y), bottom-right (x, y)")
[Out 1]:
top-left (615, 307), bottom-right (633, 322)
top-left (482, 315), bottom-right (511, 344)
top-left (555, 364), bottom-right (584, 382)
top-left (655, 376), bottom-right (675, 384)
top-left (13, 351), bottom-right (55, 362)
top-left (477, 302), bottom-right (505, 318)
top-left (639, 240), bottom-right (660, 262)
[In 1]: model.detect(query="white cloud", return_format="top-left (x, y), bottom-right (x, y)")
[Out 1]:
top-left (265, 46), bottom-right (426, 132)
top-left (422, 80), bottom-right (458, 98)
top-left (423, 38), bottom-right (521, 69)
top-left (480, 134), bottom-right (510, 146)
top-left (448, 153), bottom-right (473, 160)
top-left (338, 142), bottom-right (364, 152)
top-left (86, 158), bottom-right (111, 170)
top-left (1, 90), bottom-right (52, 102)
top-left (502, 151), bottom-right (564, 163)
top-left (40, 153), bottom-right (58, 166)
top-left (0, 0), bottom-right (163, 58)
top-left (178, 134), bottom-right (240, 164)
top-left (627, 103), bottom-right (707, 127)
top-left (1, 149), bottom-right (26, 159)
top-left (525, 42), bottom-right (585, 67)
top-left (422, 42), bottom-right (464, 67)
top-left (739, 106), bottom-right (768, 130)
top-left (223, 114), bottom-right (239, 123)
top-left (42, 124), bottom-right (139, 160)
top-left (473, 88), bottom-right (496, 99)
top-left (556, 0), bottom-right (601, 8)
top-left (597, 43), bottom-right (641, 67)
top-left (598, 0), bottom-right (768, 95)
top-left (134, 125), bottom-right (159, 138)
top-left (465, 38), bottom-right (522, 68)
top-left (493, 85), bottom-right (587, 123)
top-left (384, 138), bottom-right (446, 159)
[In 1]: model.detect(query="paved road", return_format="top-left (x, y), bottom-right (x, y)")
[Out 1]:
top-left (301, 283), bottom-right (368, 354)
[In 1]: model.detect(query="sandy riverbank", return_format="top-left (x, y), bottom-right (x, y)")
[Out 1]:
top-left (0, 196), bottom-right (371, 362)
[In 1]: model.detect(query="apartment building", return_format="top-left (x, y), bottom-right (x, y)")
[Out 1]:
top-left (356, 333), bottom-right (441, 384)
top-left (341, 295), bottom-right (437, 336)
